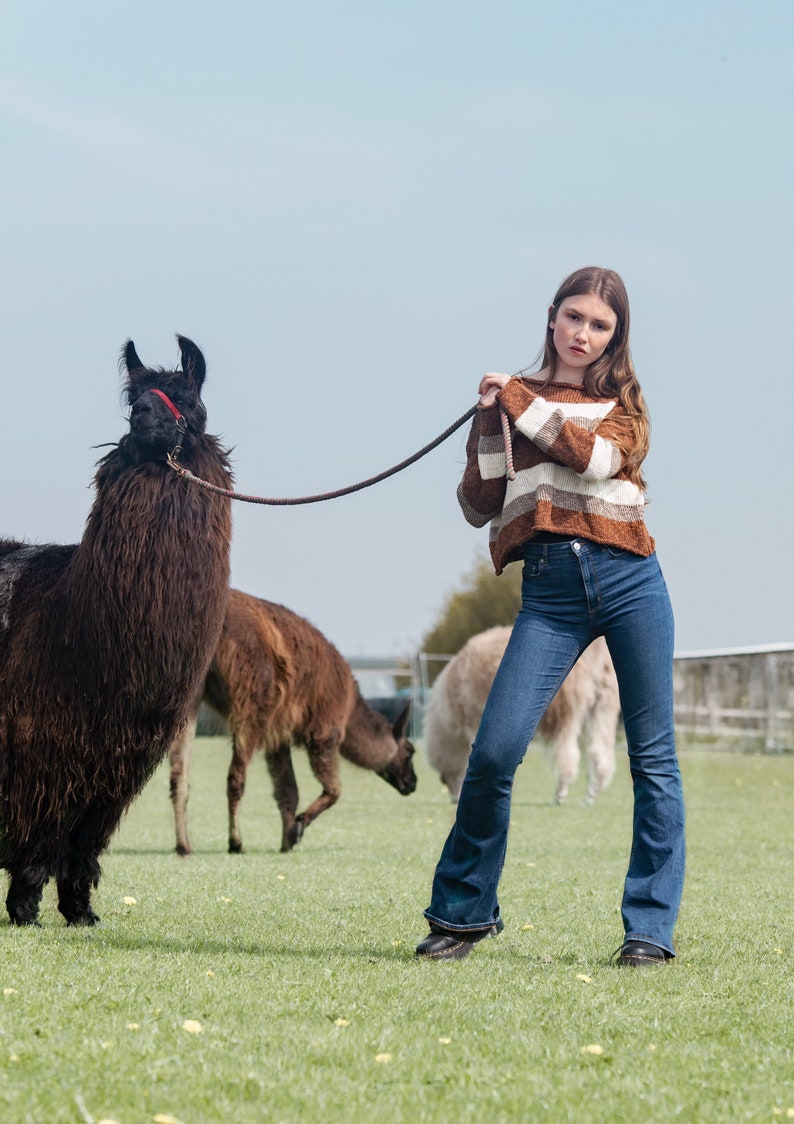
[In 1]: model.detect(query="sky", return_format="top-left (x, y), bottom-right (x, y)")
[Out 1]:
top-left (1, 0), bottom-right (792, 659)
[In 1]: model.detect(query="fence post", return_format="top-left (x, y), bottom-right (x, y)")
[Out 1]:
top-left (765, 653), bottom-right (780, 752)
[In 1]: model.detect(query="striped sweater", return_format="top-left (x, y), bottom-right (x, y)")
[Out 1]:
top-left (457, 376), bottom-right (654, 573)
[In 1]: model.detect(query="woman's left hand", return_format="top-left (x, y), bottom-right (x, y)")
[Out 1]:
top-left (478, 372), bottom-right (511, 408)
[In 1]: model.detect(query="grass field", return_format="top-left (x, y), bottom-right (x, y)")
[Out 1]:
top-left (1, 738), bottom-right (792, 1123)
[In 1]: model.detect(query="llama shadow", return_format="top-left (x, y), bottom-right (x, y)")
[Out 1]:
top-left (24, 926), bottom-right (412, 963)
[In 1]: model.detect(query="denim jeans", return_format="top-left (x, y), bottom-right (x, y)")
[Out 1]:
top-left (424, 539), bottom-right (686, 956)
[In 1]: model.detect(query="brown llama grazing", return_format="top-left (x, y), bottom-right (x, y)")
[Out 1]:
top-left (169, 589), bottom-right (417, 855)
top-left (425, 628), bottom-right (620, 804)
top-left (0, 337), bottom-right (232, 926)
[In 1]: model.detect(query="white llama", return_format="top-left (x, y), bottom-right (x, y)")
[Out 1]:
top-left (424, 629), bottom-right (620, 804)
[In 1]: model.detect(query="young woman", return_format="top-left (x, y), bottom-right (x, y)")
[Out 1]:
top-left (416, 266), bottom-right (685, 967)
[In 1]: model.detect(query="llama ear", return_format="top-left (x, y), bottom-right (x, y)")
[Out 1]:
top-left (177, 335), bottom-right (206, 391)
top-left (392, 700), bottom-right (411, 738)
top-left (122, 340), bottom-right (144, 372)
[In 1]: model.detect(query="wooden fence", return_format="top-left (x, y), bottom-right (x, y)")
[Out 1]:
top-left (672, 643), bottom-right (794, 752)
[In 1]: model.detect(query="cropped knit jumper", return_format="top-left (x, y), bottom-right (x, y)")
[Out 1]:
top-left (457, 376), bottom-right (654, 573)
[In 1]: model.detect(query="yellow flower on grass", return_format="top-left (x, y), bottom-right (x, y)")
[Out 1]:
top-left (127, 1022), bottom-right (140, 1031)
top-left (581, 1044), bottom-right (604, 1055)
top-left (334, 1019), bottom-right (350, 1027)
top-left (181, 1020), bottom-right (203, 1035)
top-left (374, 1053), bottom-right (392, 1063)
top-left (576, 974), bottom-right (593, 983)
top-left (122, 896), bottom-right (137, 906)
top-left (438, 1037), bottom-right (452, 1045)
top-left (206, 970), bottom-right (215, 977)
top-left (154, 1115), bottom-right (183, 1124)
top-left (3, 988), bottom-right (18, 995)
top-left (277, 874), bottom-right (286, 881)
top-left (521, 924), bottom-right (535, 931)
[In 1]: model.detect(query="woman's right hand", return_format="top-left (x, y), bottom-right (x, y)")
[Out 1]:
top-left (478, 372), bottom-right (511, 408)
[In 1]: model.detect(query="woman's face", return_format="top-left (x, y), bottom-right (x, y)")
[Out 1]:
top-left (549, 293), bottom-right (618, 375)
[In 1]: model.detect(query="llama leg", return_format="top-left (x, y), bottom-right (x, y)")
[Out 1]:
top-left (441, 770), bottom-right (465, 802)
top-left (263, 744), bottom-right (303, 853)
top-left (57, 858), bottom-right (102, 926)
top-left (552, 721), bottom-right (582, 804)
top-left (169, 715), bottom-right (198, 856)
top-left (56, 809), bottom-right (109, 925)
top-left (6, 859), bottom-right (50, 926)
top-left (227, 735), bottom-right (258, 853)
top-left (292, 739), bottom-right (342, 846)
top-left (584, 688), bottom-right (621, 804)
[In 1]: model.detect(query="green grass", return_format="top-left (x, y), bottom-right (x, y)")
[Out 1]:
top-left (1, 741), bottom-right (793, 1123)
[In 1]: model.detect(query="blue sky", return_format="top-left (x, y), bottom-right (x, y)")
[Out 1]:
top-left (1, 1), bottom-right (792, 656)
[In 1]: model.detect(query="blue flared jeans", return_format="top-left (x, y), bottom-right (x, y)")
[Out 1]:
top-left (424, 539), bottom-right (686, 956)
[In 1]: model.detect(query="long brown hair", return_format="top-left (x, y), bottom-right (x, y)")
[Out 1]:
top-left (535, 266), bottom-right (650, 487)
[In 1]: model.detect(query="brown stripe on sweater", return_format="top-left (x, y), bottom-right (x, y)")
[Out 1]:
top-left (502, 484), bottom-right (645, 525)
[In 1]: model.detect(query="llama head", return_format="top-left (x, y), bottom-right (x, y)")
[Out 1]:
top-left (375, 702), bottom-right (418, 795)
top-left (120, 335), bottom-right (209, 461)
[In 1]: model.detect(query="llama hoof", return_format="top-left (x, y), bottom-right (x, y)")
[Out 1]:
top-left (228, 839), bottom-right (244, 854)
top-left (65, 910), bottom-right (101, 927)
top-left (175, 843), bottom-right (192, 857)
top-left (9, 916), bottom-right (42, 928)
top-left (285, 817), bottom-right (305, 850)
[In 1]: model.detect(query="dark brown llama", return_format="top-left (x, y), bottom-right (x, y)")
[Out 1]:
top-left (169, 589), bottom-right (417, 855)
top-left (0, 337), bottom-right (232, 925)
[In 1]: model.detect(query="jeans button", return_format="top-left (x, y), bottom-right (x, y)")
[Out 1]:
top-left (573, 541), bottom-right (581, 552)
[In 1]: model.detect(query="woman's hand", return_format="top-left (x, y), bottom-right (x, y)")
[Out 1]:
top-left (478, 372), bottom-right (511, 408)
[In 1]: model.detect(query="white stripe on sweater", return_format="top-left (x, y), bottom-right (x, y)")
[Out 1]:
top-left (584, 435), bottom-right (622, 480)
top-left (515, 396), bottom-right (616, 442)
top-left (505, 462), bottom-right (644, 509)
top-left (478, 449), bottom-right (507, 480)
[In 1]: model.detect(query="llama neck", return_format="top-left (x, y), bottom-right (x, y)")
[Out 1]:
top-left (66, 441), bottom-right (231, 706)
top-left (340, 693), bottom-right (396, 769)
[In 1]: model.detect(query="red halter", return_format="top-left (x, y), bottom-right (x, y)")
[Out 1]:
top-left (149, 388), bottom-right (184, 423)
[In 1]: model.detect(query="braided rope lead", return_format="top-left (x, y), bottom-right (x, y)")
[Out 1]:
top-left (499, 404), bottom-right (516, 481)
top-left (168, 403), bottom-right (482, 506)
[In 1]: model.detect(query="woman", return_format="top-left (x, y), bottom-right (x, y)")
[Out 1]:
top-left (417, 266), bottom-right (685, 967)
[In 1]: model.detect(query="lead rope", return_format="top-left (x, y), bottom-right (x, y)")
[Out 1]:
top-left (167, 398), bottom-right (518, 505)
top-left (500, 404), bottom-right (516, 481)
